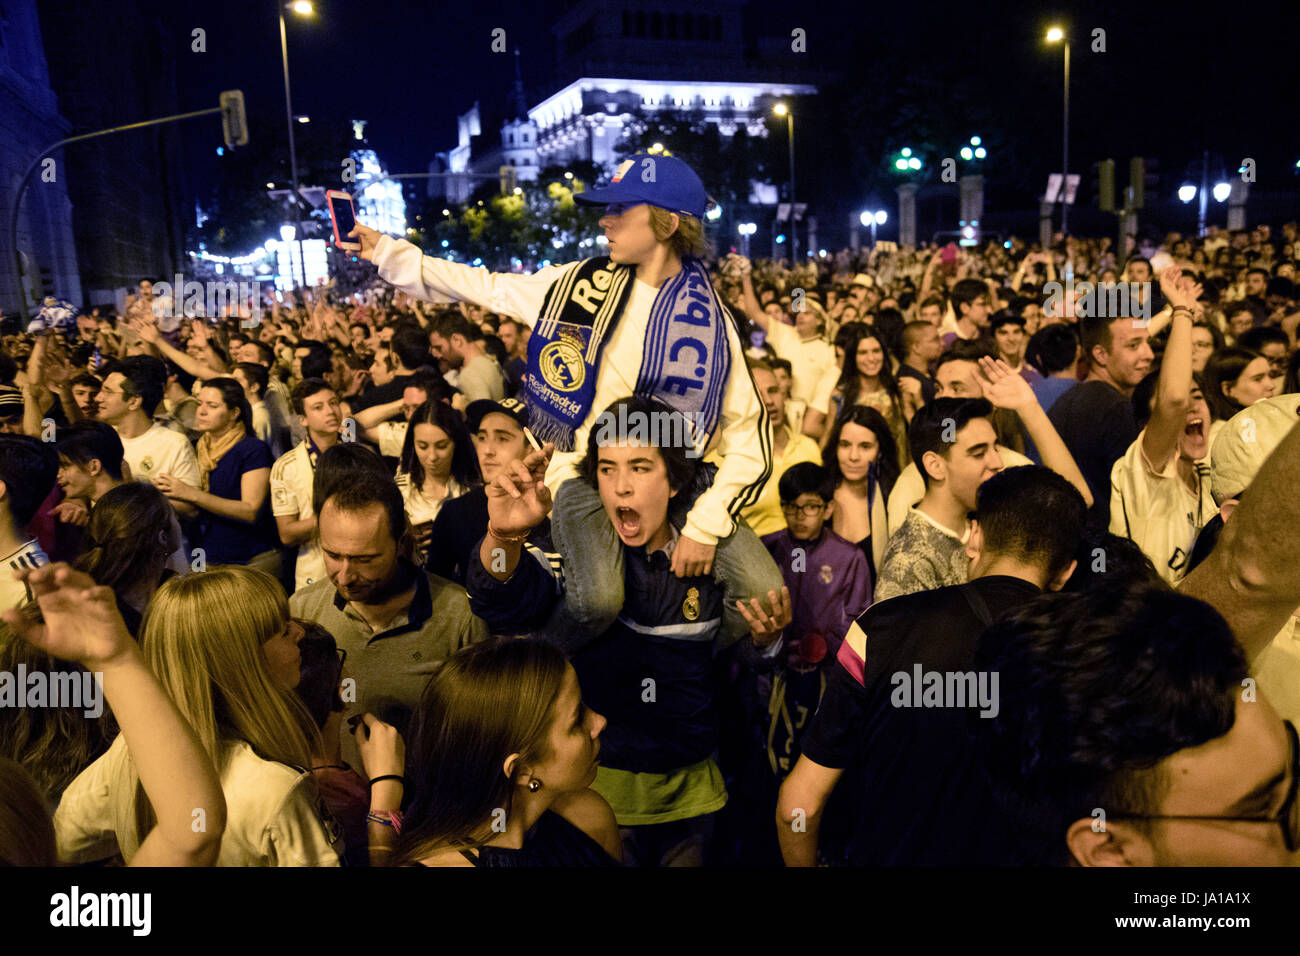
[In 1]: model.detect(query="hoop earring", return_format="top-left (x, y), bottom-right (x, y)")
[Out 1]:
top-left (528, 778), bottom-right (543, 793)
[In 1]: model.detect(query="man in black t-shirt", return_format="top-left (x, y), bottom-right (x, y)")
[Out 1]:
top-left (1047, 311), bottom-right (1153, 530)
top-left (776, 466), bottom-right (1086, 866)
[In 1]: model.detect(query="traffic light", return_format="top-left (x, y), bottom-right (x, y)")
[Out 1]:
top-left (1129, 157), bottom-right (1144, 210)
top-left (219, 90), bottom-right (248, 148)
top-left (1097, 159), bottom-right (1115, 212)
top-left (893, 147), bottom-right (921, 172)
top-left (499, 164), bottom-right (517, 195)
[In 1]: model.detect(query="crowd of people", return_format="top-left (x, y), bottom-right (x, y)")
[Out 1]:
top-left (3, 153), bottom-right (1300, 867)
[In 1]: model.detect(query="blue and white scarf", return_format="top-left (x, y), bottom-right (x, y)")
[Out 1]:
top-left (524, 256), bottom-right (732, 454)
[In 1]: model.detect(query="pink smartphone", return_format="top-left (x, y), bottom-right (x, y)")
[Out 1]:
top-left (327, 190), bottom-right (360, 250)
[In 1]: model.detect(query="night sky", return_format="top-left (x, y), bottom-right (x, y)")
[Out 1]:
top-left (160, 0), bottom-right (1298, 217)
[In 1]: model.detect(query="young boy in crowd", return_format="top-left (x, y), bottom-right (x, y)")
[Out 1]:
top-left (713, 462), bottom-right (873, 866)
top-left (762, 462), bottom-right (873, 679)
top-left (466, 395), bottom-right (789, 867)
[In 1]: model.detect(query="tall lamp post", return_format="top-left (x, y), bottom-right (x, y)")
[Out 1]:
top-left (279, 0), bottom-right (313, 290)
top-left (1046, 27), bottom-right (1070, 235)
top-left (773, 102), bottom-right (797, 263)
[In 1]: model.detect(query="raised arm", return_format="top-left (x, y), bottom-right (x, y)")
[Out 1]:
top-left (130, 317), bottom-right (225, 380)
top-left (918, 249), bottom-right (943, 303)
top-left (6, 564), bottom-right (226, 866)
top-left (729, 256), bottom-right (768, 332)
top-left (1141, 266), bottom-right (1200, 472)
top-left (351, 397), bottom-right (406, 443)
top-left (477, 445), bottom-right (554, 582)
top-left (977, 356), bottom-right (1093, 507)
top-left (353, 224), bottom-right (558, 324)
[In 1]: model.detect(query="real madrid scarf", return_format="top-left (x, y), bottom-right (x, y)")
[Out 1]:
top-left (525, 256), bottom-right (732, 453)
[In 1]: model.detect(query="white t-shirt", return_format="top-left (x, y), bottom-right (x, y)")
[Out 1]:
top-left (457, 353), bottom-right (505, 403)
top-left (1109, 432), bottom-right (1214, 585)
top-left (376, 420), bottom-right (407, 458)
top-left (807, 363), bottom-right (840, 417)
top-left (270, 440), bottom-right (324, 594)
top-left (764, 321), bottom-right (836, 407)
top-left (55, 737), bottom-right (342, 867)
top-left (1, 539), bottom-right (48, 613)
top-left (119, 423), bottom-right (200, 487)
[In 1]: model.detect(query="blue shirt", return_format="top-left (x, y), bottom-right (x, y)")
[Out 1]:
top-left (200, 434), bottom-right (277, 564)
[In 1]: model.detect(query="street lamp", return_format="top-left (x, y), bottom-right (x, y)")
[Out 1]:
top-left (737, 221), bottom-right (757, 257)
top-left (773, 102), bottom-right (797, 262)
top-left (859, 210), bottom-right (887, 246)
top-left (1046, 27), bottom-right (1070, 235)
top-left (278, 0), bottom-right (314, 289)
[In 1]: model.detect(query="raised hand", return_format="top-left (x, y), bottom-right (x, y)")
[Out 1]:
top-left (2, 563), bottom-right (134, 669)
top-left (976, 355), bottom-right (1036, 412)
top-left (1158, 264), bottom-right (1201, 312)
top-left (129, 315), bottom-right (161, 345)
top-left (348, 224), bottom-right (383, 263)
top-left (485, 444), bottom-right (554, 537)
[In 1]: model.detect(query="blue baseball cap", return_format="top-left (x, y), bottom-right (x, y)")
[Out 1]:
top-left (575, 155), bottom-right (710, 220)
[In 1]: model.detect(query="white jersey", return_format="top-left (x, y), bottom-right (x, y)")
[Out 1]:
top-left (1110, 432), bottom-right (1214, 586)
top-left (270, 440), bottom-right (324, 594)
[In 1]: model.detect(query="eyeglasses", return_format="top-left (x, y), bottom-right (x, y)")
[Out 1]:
top-left (781, 502), bottom-right (827, 518)
top-left (1106, 719), bottom-right (1300, 852)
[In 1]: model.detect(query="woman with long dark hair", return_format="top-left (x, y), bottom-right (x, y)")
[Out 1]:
top-left (1202, 347), bottom-right (1275, 429)
top-left (825, 325), bottom-right (917, 462)
top-left (389, 639), bottom-right (621, 867)
top-left (154, 376), bottom-right (279, 575)
top-left (395, 398), bottom-right (481, 553)
top-left (821, 405), bottom-right (898, 582)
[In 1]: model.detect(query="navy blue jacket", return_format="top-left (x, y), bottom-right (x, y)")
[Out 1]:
top-left (468, 531), bottom-right (726, 775)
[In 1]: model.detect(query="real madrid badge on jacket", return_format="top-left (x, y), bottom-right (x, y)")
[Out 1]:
top-left (683, 586), bottom-right (700, 621)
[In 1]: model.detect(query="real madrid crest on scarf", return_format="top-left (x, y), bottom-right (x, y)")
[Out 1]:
top-left (682, 586), bottom-right (701, 622)
top-left (523, 255), bottom-right (733, 453)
